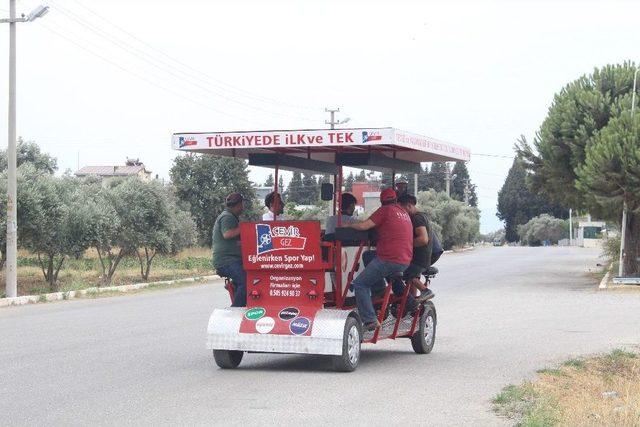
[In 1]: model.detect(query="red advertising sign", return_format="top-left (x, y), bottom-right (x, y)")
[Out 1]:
top-left (239, 221), bottom-right (325, 336)
top-left (240, 221), bottom-right (323, 271)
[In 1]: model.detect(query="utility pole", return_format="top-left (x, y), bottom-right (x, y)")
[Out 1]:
top-left (325, 107), bottom-right (350, 130)
top-left (462, 179), bottom-right (470, 205)
top-left (325, 108), bottom-right (339, 130)
top-left (6, 0), bottom-right (18, 297)
top-left (2, 2), bottom-right (49, 298)
top-left (569, 208), bottom-right (573, 246)
top-left (444, 163), bottom-right (451, 196)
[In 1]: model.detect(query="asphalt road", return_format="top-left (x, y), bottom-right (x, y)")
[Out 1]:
top-left (2, 246), bottom-right (640, 426)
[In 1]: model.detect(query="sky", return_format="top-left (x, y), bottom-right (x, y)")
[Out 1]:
top-left (0, 0), bottom-right (638, 232)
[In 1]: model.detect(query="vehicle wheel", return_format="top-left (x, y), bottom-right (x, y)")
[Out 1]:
top-left (213, 350), bottom-right (244, 369)
top-left (411, 301), bottom-right (436, 354)
top-left (332, 317), bottom-right (361, 372)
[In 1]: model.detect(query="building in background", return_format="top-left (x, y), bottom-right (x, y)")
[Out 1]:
top-left (352, 181), bottom-right (379, 207)
top-left (75, 158), bottom-right (152, 187)
top-left (576, 220), bottom-right (606, 248)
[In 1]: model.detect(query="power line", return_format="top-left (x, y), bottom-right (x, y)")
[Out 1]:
top-left (60, 0), bottom-right (322, 113)
top-left (39, 21), bottom-right (270, 127)
top-left (471, 153), bottom-right (514, 159)
top-left (46, 1), bottom-right (319, 123)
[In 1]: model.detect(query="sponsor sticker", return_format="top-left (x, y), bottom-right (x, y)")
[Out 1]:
top-left (244, 307), bottom-right (266, 321)
top-left (278, 307), bottom-right (300, 321)
top-left (255, 316), bottom-right (275, 334)
top-left (289, 317), bottom-right (311, 335)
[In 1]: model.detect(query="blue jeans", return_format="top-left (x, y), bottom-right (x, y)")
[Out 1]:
top-left (216, 261), bottom-right (247, 307)
top-left (351, 257), bottom-right (408, 323)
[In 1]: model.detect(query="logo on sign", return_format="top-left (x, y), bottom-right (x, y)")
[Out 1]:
top-left (289, 317), bottom-right (311, 335)
top-left (256, 316), bottom-right (275, 334)
top-left (244, 307), bottom-right (266, 321)
top-left (278, 307), bottom-right (300, 321)
top-left (256, 224), bottom-right (306, 255)
top-left (178, 136), bottom-right (198, 147)
top-left (362, 131), bottom-right (382, 143)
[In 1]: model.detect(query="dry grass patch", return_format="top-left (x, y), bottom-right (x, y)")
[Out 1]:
top-left (1, 247), bottom-right (213, 297)
top-left (494, 349), bottom-right (640, 426)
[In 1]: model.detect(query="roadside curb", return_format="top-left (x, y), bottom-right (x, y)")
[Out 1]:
top-left (598, 263), bottom-right (613, 290)
top-left (444, 246), bottom-right (476, 254)
top-left (0, 275), bottom-right (220, 308)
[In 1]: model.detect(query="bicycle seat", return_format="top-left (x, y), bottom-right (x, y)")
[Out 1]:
top-left (424, 266), bottom-right (438, 277)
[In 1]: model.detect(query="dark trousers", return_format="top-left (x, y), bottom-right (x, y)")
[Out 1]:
top-left (216, 261), bottom-right (247, 307)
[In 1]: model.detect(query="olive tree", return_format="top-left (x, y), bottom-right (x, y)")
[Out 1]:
top-left (67, 183), bottom-right (123, 285)
top-left (17, 166), bottom-right (81, 291)
top-left (517, 214), bottom-right (567, 246)
top-left (416, 190), bottom-right (480, 249)
top-left (111, 179), bottom-right (197, 281)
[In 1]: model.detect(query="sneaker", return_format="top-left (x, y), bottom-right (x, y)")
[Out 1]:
top-left (416, 289), bottom-right (434, 302)
top-left (363, 320), bottom-right (381, 331)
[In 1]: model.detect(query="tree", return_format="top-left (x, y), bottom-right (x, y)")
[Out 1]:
top-left (426, 162), bottom-right (447, 192)
top-left (17, 166), bottom-right (78, 291)
top-left (451, 162), bottom-right (478, 207)
top-left (264, 174), bottom-right (274, 187)
top-left (417, 164), bottom-right (430, 192)
top-left (497, 154), bottom-right (566, 242)
top-left (575, 112), bottom-right (640, 273)
top-left (278, 175), bottom-right (284, 194)
top-left (111, 179), bottom-right (176, 281)
top-left (170, 154), bottom-right (255, 245)
top-left (356, 169), bottom-right (366, 181)
top-left (301, 173), bottom-right (318, 204)
top-left (0, 138), bottom-right (57, 174)
top-left (67, 184), bottom-right (123, 285)
top-left (518, 63), bottom-right (639, 274)
top-left (286, 171), bottom-right (304, 203)
top-left (344, 171), bottom-right (355, 192)
top-left (415, 190), bottom-right (480, 249)
top-left (517, 214), bottom-right (567, 246)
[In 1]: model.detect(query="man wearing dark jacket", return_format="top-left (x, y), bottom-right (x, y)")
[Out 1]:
top-left (398, 194), bottom-right (434, 301)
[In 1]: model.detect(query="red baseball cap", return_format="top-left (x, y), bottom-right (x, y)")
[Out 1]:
top-left (380, 188), bottom-right (397, 203)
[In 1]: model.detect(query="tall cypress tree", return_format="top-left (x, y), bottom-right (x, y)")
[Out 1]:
top-left (301, 173), bottom-right (318, 204)
top-left (427, 162), bottom-right (448, 192)
top-left (497, 156), bottom-right (566, 242)
top-left (287, 171), bottom-right (304, 203)
top-left (451, 162), bottom-right (478, 206)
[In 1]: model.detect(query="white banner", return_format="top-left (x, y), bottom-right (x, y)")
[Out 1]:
top-left (172, 128), bottom-right (470, 161)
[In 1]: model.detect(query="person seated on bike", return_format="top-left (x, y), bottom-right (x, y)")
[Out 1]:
top-left (325, 192), bottom-right (358, 235)
top-left (398, 193), bottom-right (434, 302)
top-left (346, 188), bottom-right (413, 331)
top-left (212, 193), bottom-right (247, 307)
top-left (262, 191), bottom-right (284, 221)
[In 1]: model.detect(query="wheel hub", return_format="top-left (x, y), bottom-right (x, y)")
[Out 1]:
top-left (347, 325), bottom-right (360, 364)
top-left (425, 315), bottom-right (434, 345)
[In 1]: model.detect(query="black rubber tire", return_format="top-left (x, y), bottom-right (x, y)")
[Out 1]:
top-left (332, 317), bottom-right (361, 372)
top-left (411, 301), bottom-right (436, 354)
top-left (213, 350), bottom-right (244, 369)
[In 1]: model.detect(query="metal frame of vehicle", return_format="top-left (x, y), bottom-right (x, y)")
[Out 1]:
top-left (172, 127), bottom-right (470, 371)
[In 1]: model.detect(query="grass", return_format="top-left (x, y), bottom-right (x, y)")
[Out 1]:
top-left (1, 247), bottom-right (213, 297)
top-left (494, 349), bottom-right (640, 426)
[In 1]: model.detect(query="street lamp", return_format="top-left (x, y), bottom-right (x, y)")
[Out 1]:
top-left (618, 66), bottom-right (639, 278)
top-left (1, 2), bottom-right (49, 298)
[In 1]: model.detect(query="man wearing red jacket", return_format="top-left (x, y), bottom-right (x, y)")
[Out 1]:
top-left (347, 188), bottom-right (413, 331)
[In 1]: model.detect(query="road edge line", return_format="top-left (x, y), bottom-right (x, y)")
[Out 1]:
top-left (598, 263), bottom-right (613, 290)
top-left (0, 275), bottom-right (220, 308)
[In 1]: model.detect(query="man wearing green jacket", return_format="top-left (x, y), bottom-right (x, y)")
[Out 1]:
top-left (212, 193), bottom-right (246, 307)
